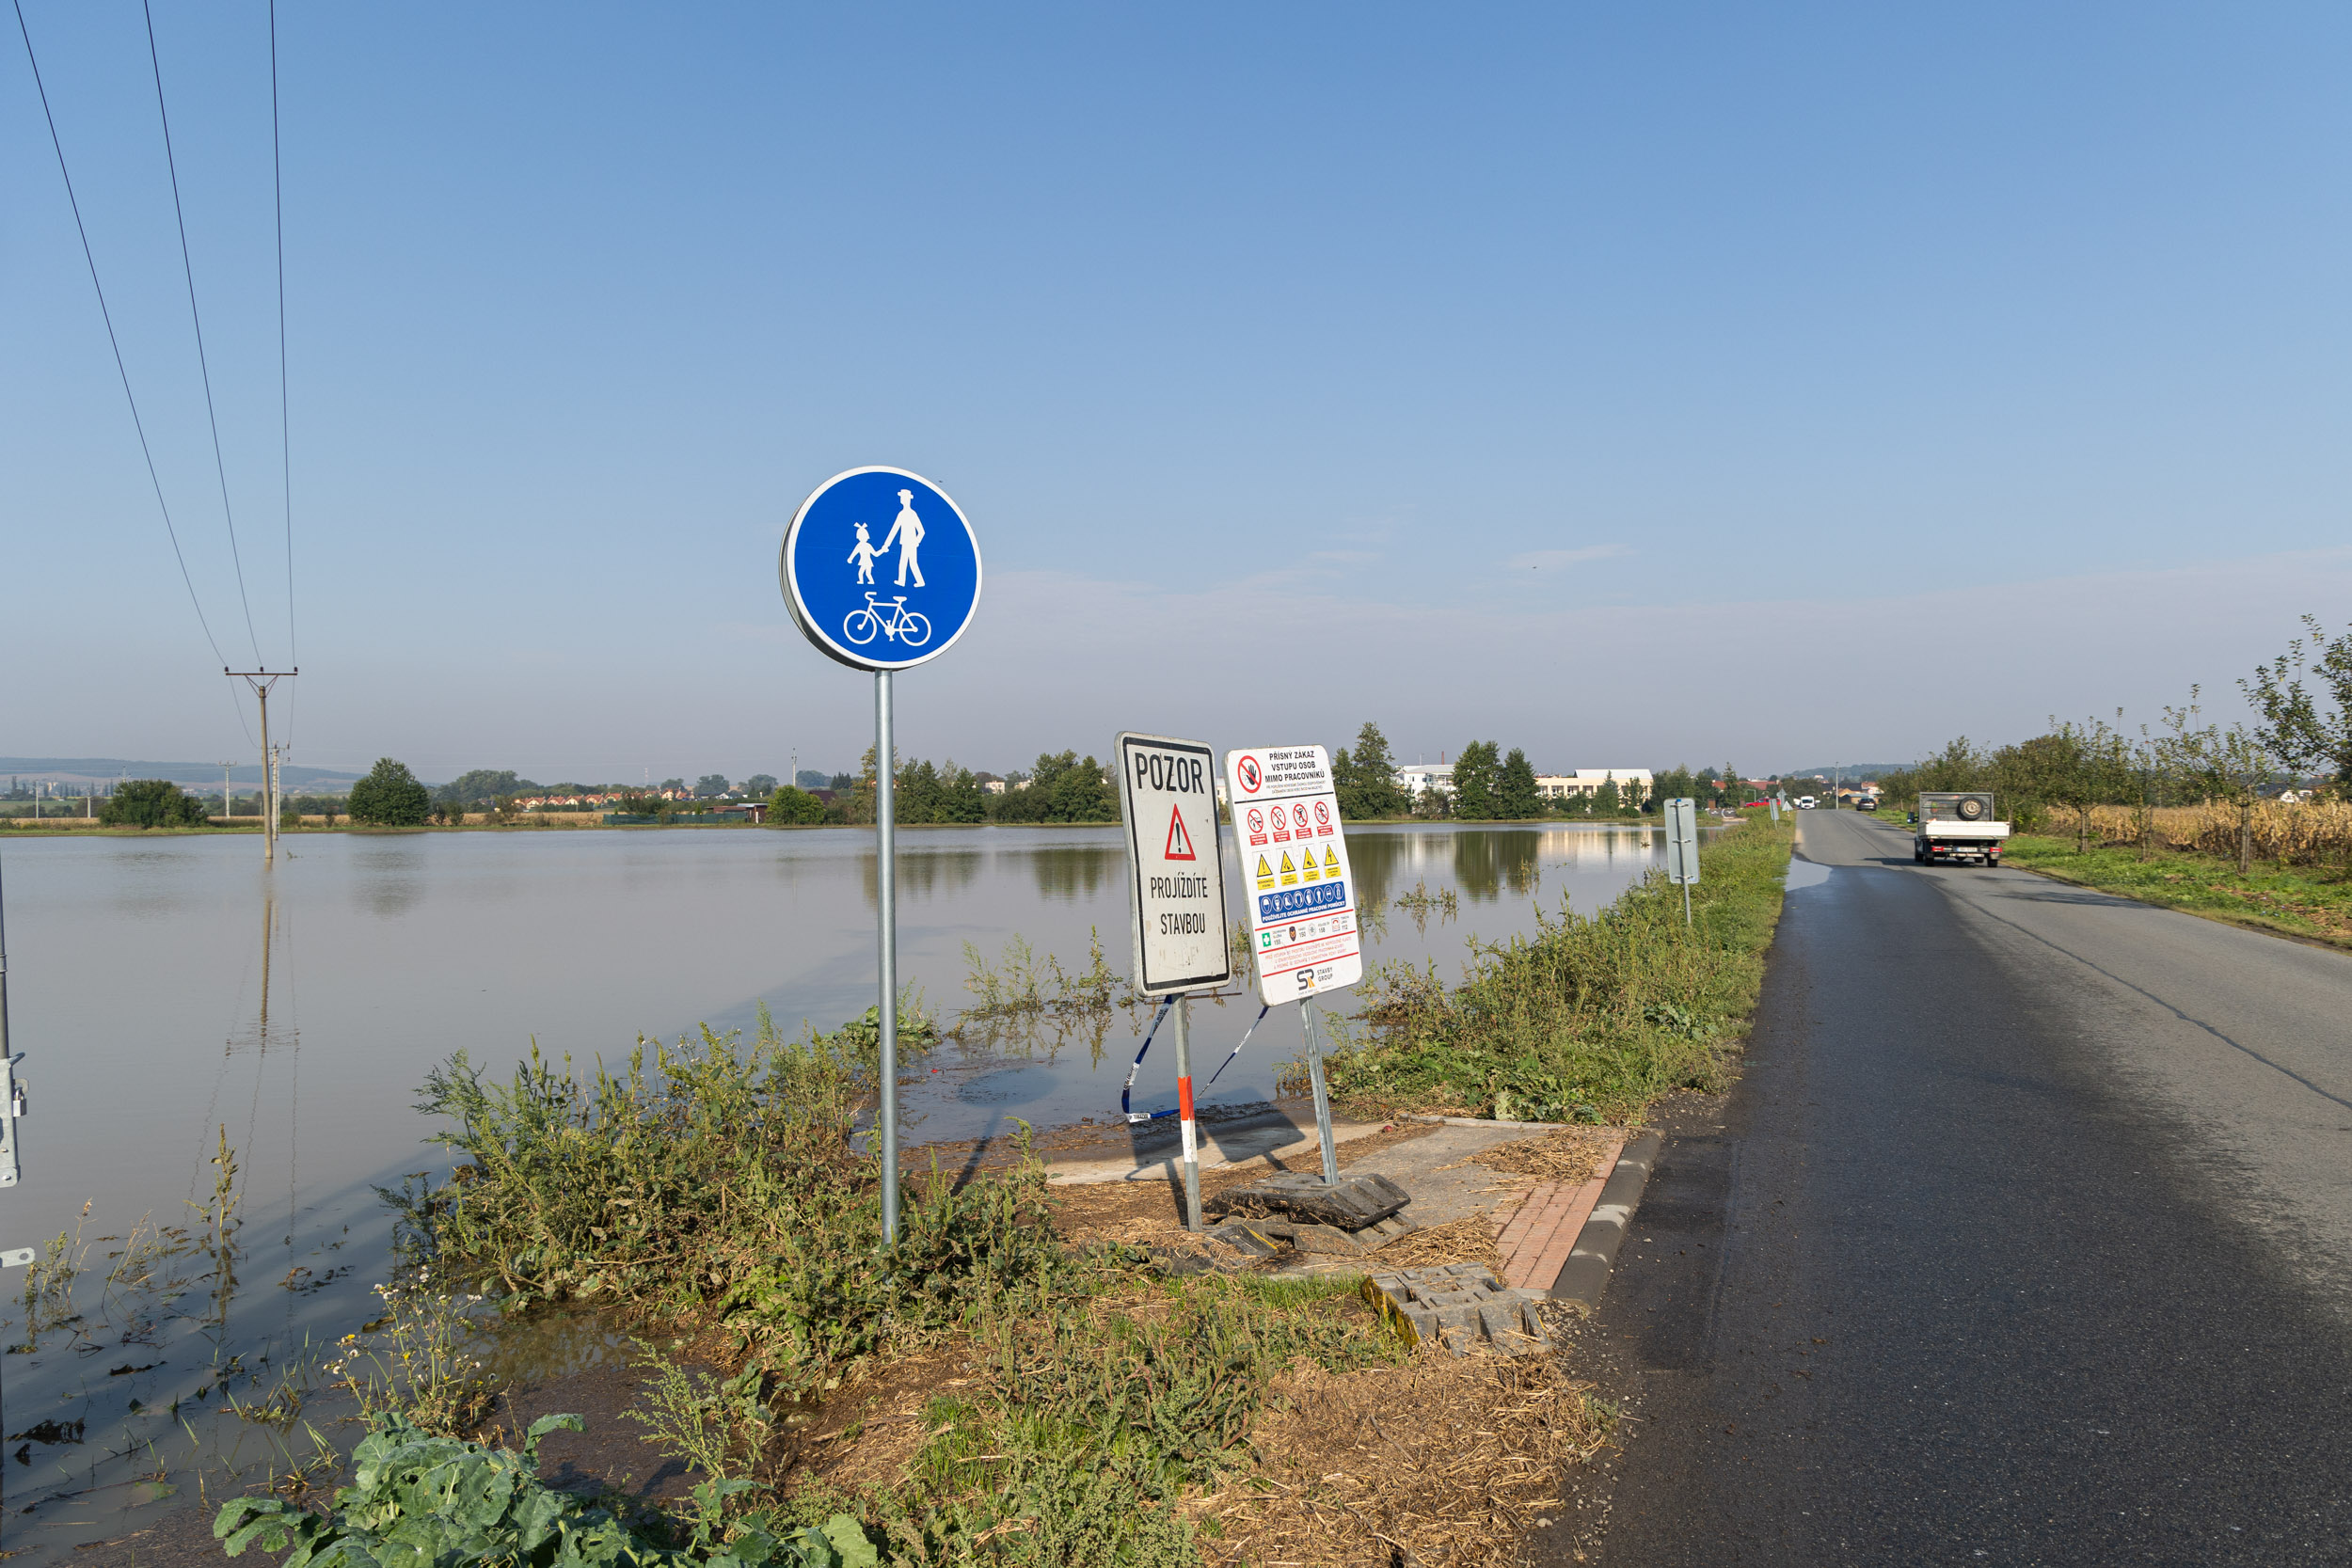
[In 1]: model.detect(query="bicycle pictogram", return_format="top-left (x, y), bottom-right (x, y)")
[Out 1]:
top-left (843, 593), bottom-right (931, 648)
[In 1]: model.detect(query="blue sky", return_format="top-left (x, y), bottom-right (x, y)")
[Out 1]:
top-left (8, 3), bottom-right (2348, 782)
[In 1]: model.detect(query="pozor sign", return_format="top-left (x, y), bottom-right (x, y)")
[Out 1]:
top-left (1115, 733), bottom-right (1231, 1234)
top-left (1116, 734), bottom-right (1232, 996)
top-left (779, 466), bottom-right (982, 1246)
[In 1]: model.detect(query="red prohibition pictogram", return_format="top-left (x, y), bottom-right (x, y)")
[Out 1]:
top-left (1246, 808), bottom-right (1264, 834)
top-left (1313, 801), bottom-right (1330, 826)
top-left (1237, 756), bottom-right (1263, 794)
top-left (1293, 804), bottom-right (1311, 830)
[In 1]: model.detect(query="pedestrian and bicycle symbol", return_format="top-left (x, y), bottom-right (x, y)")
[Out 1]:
top-left (843, 593), bottom-right (929, 647)
top-left (781, 467), bottom-right (982, 672)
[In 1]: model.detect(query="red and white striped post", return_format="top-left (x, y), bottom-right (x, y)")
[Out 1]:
top-left (1174, 998), bottom-right (1200, 1230)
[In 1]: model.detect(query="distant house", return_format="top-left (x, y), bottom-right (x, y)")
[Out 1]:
top-left (1536, 768), bottom-right (1655, 802)
top-left (1394, 763), bottom-right (1454, 798)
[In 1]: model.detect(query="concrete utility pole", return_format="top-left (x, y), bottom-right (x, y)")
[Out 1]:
top-left (0, 848), bottom-right (22, 1187)
top-left (221, 763), bottom-right (235, 825)
top-left (227, 670), bottom-right (297, 863)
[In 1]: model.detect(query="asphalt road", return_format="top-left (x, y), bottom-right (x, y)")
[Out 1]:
top-left (1575, 808), bottom-right (2352, 1566)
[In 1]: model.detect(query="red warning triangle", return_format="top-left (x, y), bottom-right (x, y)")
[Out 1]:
top-left (1164, 804), bottom-right (1197, 861)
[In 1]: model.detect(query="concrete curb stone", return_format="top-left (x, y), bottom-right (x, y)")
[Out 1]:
top-left (1547, 1130), bottom-right (1665, 1313)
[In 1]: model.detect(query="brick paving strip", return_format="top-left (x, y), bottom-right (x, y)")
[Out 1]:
top-left (1493, 1136), bottom-right (1626, 1291)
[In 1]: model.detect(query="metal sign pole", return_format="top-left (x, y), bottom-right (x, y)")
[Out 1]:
top-left (1681, 879), bottom-right (1692, 927)
top-left (780, 467), bottom-right (980, 1250)
top-left (875, 669), bottom-right (899, 1246)
top-left (1173, 995), bottom-right (1200, 1230)
top-left (1301, 997), bottom-right (1339, 1185)
top-left (0, 849), bottom-right (19, 1188)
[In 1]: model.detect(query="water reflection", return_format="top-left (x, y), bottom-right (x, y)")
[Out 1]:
top-left (1452, 830), bottom-right (1544, 901)
top-left (896, 846), bottom-right (983, 900)
top-left (1339, 831), bottom-right (1406, 910)
top-left (0, 879), bottom-right (361, 1559)
top-left (351, 842), bottom-right (426, 918)
top-left (1025, 843), bottom-right (1119, 902)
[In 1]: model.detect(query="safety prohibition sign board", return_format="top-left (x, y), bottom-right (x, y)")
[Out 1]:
top-left (1224, 744), bottom-right (1362, 1005)
top-left (1116, 734), bottom-right (1233, 996)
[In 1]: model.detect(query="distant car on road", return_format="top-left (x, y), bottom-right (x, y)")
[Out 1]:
top-left (1796, 796), bottom-right (1818, 809)
top-left (1856, 796), bottom-right (1878, 812)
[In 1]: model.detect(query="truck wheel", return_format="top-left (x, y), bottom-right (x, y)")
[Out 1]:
top-left (1956, 798), bottom-right (1985, 821)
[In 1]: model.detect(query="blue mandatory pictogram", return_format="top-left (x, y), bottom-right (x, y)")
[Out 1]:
top-left (1258, 882), bottom-right (1346, 920)
top-left (780, 467), bottom-right (983, 671)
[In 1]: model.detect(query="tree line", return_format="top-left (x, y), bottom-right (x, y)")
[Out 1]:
top-left (1874, 614), bottom-right (2352, 870)
top-left (1329, 721), bottom-right (1749, 821)
top-left (768, 750), bottom-right (1120, 827)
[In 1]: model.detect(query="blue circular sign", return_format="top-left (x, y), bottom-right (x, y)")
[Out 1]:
top-left (779, 467), bottom-right (982, 671)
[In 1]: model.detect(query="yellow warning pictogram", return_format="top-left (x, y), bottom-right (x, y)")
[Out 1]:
top-left (1322, 847), bottom-right (1340, 870)
top-left (1255, 853), bottom-right (1275, 889)
top-left (1303, 854), bottom-right (1321, 881)
top-left (1279, 851), bottom-right (1298, 886)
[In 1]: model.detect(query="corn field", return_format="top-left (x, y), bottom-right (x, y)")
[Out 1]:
top-left (2043, 800), bottom-right (2352, 866)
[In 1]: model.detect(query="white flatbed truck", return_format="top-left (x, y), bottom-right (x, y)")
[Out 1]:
top-left (1915, 791), bottom-right (2009, 866)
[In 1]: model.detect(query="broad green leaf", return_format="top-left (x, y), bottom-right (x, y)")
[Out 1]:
top-left (820, 1515), bottom-right (878, 1568)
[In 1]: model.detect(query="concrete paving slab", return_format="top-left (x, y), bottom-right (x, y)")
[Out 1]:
top-left (1326, 1121), bottom-right (1547, 1227)
top-left (1042, 1109), bottom-right (1390, 1185)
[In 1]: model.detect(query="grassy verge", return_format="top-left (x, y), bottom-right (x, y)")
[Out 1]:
top-left (266, 1011), bottom-right (1607, 1567)
top-left (1320, 812), bottom-right (1795, 1122)
top-left (2001, 833), bottom-right (2352, 947)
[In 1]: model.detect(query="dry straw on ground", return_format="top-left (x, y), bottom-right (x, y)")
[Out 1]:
top-left (1459, 1127), bottom-right (1623, 1184)
top-left (1363, 1213), bottom-right (1506, 1275)
top-left (1191, 1350), bottom-right (1613, 1568)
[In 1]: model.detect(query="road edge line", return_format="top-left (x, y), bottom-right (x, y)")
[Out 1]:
top-left (1547, 1129), bottom-right (1664, 1313)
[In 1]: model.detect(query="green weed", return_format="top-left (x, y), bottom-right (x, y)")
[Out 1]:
top-left (326, 1276), bottom-right (499, 1437)
top-left (216, 1411), bottom-right (876, 1568)
top-left (1321, 815), bottom-right (1794, 1121)
top-left (400, 1000), bottom-right (1416, 1566)
top-left (959, 927), bottom-right (1136, 1019)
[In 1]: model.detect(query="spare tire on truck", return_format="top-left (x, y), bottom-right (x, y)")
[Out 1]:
top-left (1956, 798), bottom-right (1985, 820)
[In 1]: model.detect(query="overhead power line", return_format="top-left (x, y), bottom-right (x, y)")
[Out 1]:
top-left (269, 0), bottom-right (297, 739)
top-left (11, 0), bottom-right (250, 746)
top-left (142, 0), bottom-right (263, 666)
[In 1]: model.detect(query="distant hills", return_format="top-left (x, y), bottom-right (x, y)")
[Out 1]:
top-left (1780, 763), bottom-right (1910, 781)
top-left (0, 757), bottom-right (363, 789)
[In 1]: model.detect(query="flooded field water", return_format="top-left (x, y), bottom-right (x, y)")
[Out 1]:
top-left (0, 820), bottom-right (1669, 1554)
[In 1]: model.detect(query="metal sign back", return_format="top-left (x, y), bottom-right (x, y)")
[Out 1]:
top-left (1664, 797), bottom-right (1701, 884)
top-left (1115, 733), bottom-right (1232, 996)
top-left (1225, 744), bottom-right (1362, 1004)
